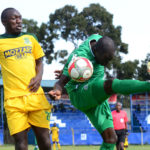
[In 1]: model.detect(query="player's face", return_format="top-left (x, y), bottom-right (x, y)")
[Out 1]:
top-left (3, 10), bottom-right (22, 35)
top-left (95, 50), bottom-right (114, 66)
top-left (116, 103), bottom-right (121, 111)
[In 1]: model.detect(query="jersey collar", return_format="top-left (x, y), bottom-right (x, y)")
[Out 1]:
top-left (1, 33), bottom-right (23, 38)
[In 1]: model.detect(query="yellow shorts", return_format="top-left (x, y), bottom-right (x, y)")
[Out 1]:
top-left (52, 136), bottom-right (59, 142)
top-left (4, 94), bottom-right (52, 135)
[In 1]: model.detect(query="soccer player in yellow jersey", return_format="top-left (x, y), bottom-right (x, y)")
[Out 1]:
top-left (50, 123), bottom-right (61, 150)
top-left (0, 8), bottom-right (52, 150)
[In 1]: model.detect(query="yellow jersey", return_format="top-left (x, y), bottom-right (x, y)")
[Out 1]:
top-left (51, 126), bottom-right (59, 138)
top-left (0, 33), bottom-right (45, 100)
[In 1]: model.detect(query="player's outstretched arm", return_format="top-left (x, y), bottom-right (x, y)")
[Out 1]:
top-left (48, 74), bottom-right (70, 100)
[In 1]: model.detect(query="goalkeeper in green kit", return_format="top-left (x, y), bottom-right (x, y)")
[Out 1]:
top-left (49, 34), bottom-right (150, 150)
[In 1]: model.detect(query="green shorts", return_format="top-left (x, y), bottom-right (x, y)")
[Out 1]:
top-left (68, 77), bottom-right (114, 133)
top-left (85, 102), bottom-right (113, 134)
top-left (69, 77), bottom-right (109, 111)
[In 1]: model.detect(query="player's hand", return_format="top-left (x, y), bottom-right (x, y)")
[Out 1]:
top-left (54, 70), bottom-right (62, 79)
top-left (28, 76), bottom-right (42, 92)
top-left (48, 90), bottom-right (62, 100)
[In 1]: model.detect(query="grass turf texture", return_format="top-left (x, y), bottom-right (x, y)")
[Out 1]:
top-left (1, 145), bottom-right (150, 150)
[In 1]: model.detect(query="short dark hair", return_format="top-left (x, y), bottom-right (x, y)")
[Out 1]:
top-left (116, 102), bottom-right (122, 107)
top-left (1, 8), bottom-right (16, 22)
top-left (95, 36), bottom-right (115, 53)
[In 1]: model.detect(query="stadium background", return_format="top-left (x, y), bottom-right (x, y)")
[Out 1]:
top-left (0, 79), bottom-right (150, 146)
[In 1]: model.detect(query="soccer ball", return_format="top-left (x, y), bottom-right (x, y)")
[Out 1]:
top-left (68, 57), bottom-right (93, 82)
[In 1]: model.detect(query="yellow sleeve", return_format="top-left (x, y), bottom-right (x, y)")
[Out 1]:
top-left (31, 35), bottom-right (45, 59)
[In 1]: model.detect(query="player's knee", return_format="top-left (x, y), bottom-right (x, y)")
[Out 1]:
top-left (105, 134), bottom-right (117, 144)
top-left (113, 134), bottom-right (118, 143)
top-left (104, 79), bottom-right (114, 95)
top-left (44, 141), bottom-right (51, 150)
top-left (15, 140), bottom-right (27, 150)
top-left (13, 134), bottom-right (28, 150)
top-left (39, 138), bottom-right (51, 150)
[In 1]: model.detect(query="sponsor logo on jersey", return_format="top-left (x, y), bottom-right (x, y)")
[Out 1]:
top-left (23, 37), bottom-right (32, 45)
top-left (4, 46), bottom-right (32, 59)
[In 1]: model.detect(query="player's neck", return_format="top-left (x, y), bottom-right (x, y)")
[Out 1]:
top-left (5, 30), bottom-right (21, 36)
top-left (90, 40), bottom-right (96, 56)
top-left (116, 110), bottom-right (121, 112)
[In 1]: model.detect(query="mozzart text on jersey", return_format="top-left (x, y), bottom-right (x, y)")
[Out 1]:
top-left (4, 46), bottom-right (32, 58)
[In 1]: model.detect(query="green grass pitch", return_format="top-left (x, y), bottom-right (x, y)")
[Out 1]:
top-left (1, 145), bottom-right (150, 150)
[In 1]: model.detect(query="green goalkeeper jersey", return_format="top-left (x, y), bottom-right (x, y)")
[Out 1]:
top-left (63, 34), bottom-right (104, 93)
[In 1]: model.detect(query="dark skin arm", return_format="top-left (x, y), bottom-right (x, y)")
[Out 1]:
top-left (28, 57), bottom-right (43, 92)
top-left (48, 74), bottom-right (70, 100)
top-left (51, 70), bottom-right (115, 99)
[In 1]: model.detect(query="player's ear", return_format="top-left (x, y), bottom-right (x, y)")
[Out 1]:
top-left (2, 20), bottom-right (6, 26)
